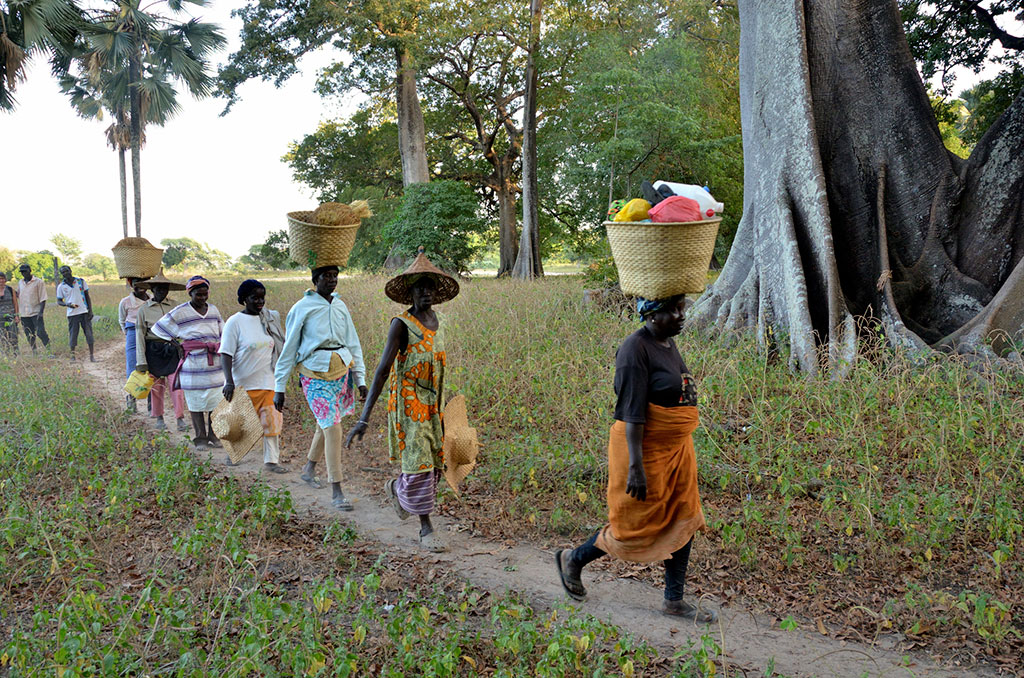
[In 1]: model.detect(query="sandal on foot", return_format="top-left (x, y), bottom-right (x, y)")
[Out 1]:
top-left (207, 437), bottom-right (223, 449)
top-left (332, 496), bottom-right (354, 511)
top-left (662, 599), bottom-right (718, 624)
top-left (300, 472), bottom-right (322, 489)
top-left (419, 531), bottom-right (447, 553)
top-left (176, 418), bottom-right (190, 432)
top-left (554, 549), bottom-right (586, 601)
top-left (193, 438), bottom-right (208, 452)
top-left (265, 463), bottom-right (289, 474)
top-left (385, 479), bottom-right (410, 521)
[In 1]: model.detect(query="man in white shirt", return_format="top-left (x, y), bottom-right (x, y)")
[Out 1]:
top-left (56, 265), bottom-right (95, 362)
top-left (17, 263), bottom-right (50, 353)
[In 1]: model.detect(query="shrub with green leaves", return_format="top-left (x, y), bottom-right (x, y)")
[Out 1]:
top-left (383, 180), bottom-right (487, 273)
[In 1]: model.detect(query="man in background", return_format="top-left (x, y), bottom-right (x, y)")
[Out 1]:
top-left (56, 265), bottom-right (95, 362)
top-left (17, 263), bottom-right (50, 354)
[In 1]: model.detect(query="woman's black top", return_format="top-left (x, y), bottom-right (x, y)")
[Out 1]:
top-left (613, 326), bottom-right (697, 424)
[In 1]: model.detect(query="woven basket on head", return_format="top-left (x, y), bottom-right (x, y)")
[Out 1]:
top-left (605, 218), bottom-right (721, 298)
top-left (287, 211), bottom-right (361, 269)
top-left (111, 237), bottom-right (165, 279)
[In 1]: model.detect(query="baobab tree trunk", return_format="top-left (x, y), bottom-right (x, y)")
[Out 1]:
top-left (496, 178), bottom-right (519, 277)
top-left (118, 147), bottom-right (128, 239)
top-left (396, 47), bottom-right (429, 186)
top-left (687, 0), bottom-right (1024, 372)
top-left (512, 0), bottom-right (544, 280)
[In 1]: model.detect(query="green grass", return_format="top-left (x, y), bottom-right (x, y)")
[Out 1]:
top-left (0, 356), bottom-right (740, 676)
top-left (21, 274), bottom-right (1024, 664)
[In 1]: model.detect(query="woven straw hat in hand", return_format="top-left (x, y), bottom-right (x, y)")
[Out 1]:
top-left (212, 394), bottom-right (264, 464)
top-left (442, 395), bottom-right (478, 497)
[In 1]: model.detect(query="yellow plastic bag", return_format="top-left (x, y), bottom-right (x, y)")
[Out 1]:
top-left (124, 370), bottom-right (156, 400)
top-left (613, 198), bottom-right (652, 222)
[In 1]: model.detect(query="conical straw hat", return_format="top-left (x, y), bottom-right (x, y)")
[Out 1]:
top-left (137, 268), bottom-right (186, 291)
top-left (211, 393), bottom-right (264, 463)
top-left (385, 247), bottom-right (460, 305)
top-left (442, 395), bottom-right (478, 497)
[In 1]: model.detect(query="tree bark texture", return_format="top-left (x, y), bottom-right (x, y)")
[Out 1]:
top-left (396, 47), bottom-right (430, 187)
top-left (129, 52), bottom-right (142, 237)
top-left (496, 176), bottom-right (519, 277)
top-left (688, 0), bottom-right (1024, 371)
top-left (512, 0), bottom-right (544, 280)
top-left (118, 147), bottom-right (128, 239)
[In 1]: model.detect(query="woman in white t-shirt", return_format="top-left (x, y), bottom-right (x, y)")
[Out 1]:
top-left (220, 280), bottom-right (287, 472)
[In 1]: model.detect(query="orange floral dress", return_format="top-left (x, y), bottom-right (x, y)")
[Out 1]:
top-left (387, 311), bottom-right (446, 474)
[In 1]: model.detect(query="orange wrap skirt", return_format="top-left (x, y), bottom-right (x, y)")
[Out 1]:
top-left (595, 404), bottom-right (705, 562)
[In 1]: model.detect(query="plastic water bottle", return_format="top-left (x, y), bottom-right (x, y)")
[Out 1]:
top-left (654, 181), bottom-right (724, 219)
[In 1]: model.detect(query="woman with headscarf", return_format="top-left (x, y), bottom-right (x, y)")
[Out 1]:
top-left (274, 265), bottom-right (366, 510)
top-left (152, 275), bottom-right (224, 451)
top-left (220, 279), bottom-right (287, 472)
top-left (135, 270), bottom-right (189, 432)
top-left (346, 249), bottom-right (460, 552)
top-left (554, 295), bottom-right (717, 623)
top-left (118, 277), bottom-right (150, 411)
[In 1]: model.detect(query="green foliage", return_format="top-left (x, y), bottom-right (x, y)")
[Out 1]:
top-left (960, 66), bottom-right (1024, 145)
top-left (15, 251), bottom-right (61, 281)
top-left (0, 246), bottom-right (15, 277)
top-left (239, 230), bottom-right (301, 271)
top-left (159, 237), bottom-right (232, 271)
top-left (0, 0), bottom-right (81, 111)
top-left (49, 232), bottom-right (83, 265)
top-left (383, 180), bottom-right (487, 273)
top-left (929, 92), bottom-right (971, 157)
top-left (79, 253), bottom-right (118, 280)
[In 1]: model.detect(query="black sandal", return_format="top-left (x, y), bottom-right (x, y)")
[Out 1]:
top-left (554, 549), bottom-right (587, 601)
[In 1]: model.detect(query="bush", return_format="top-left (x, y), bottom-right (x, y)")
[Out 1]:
top-left (382, 180), bottom-right (487, 274)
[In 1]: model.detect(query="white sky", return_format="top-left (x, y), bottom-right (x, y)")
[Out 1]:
top-left (0, 3), bottom-right (1020, 260)
top-left (0, 1), bottom-right (359, 259)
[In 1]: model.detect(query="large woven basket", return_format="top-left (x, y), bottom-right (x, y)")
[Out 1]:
top-left (605, 218), bottom-right (721, 298)
top-left (287, 211), bottom-right (360, 269)
top-left (111, 237), bottom-right (164, 279)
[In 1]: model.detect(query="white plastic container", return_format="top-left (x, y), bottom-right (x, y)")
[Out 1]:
top-left (654, 181), bottom-right (724, 219)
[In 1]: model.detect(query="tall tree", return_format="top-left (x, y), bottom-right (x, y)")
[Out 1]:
top-left (80, 0), bottom-right (224, 237)
top-left (50, 232), bottom-right (82, 264)
top-left (218, 0), bottom-right (431, 187)
top-left (688, 0), bottom-right (1024, 372)
top-left (512, 0), bottom-right (544, 280)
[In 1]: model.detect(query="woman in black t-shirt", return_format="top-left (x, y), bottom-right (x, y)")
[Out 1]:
top-left (554, 294), bottom-right (716, 622)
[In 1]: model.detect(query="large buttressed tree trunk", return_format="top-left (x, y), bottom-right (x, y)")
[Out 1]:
top-left (396, 47), bottom-right (430, 186)
top-left (688, 0), bottom-right (1024, 373)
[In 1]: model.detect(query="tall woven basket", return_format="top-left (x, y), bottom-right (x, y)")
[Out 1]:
top-left (605, 218), bottom-right (721, 298)
top-left (111, 237), bottom-right (164, 279)
top-left (287, 211), bottom-right (360, 269)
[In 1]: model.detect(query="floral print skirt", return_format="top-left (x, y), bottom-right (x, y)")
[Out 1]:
top-left (300, 371), bottom-right (355, 429)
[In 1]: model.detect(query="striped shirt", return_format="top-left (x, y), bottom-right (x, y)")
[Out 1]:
top-left (152, 302), bottom-right (224, 391)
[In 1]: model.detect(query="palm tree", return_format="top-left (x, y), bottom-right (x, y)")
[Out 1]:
top-left (79, 0), bottom-right (224, 236)
top-left (1, 0), bottom-right (82, 111)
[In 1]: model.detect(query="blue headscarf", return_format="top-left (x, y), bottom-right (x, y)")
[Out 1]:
top-left (636, 296), bottom-right (670, 318)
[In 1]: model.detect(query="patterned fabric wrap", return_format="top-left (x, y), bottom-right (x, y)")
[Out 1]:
top-left (387, 312), bottom-right (446, 475)
top-left (395, 469), bottom-right (442, 516)
top-left (636, 296), bottom-right (670, 318)
top-left (247, 389), bottom-right (283, 437)
top-left (151, 302), bottom-right (224, 391)
top-left (185, 276), bottom-right (211, 293)
top-left (300, 371), bottom-right (355, 429)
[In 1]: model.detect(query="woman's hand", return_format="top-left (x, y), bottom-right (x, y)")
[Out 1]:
top-left (358, 385), bottom-right (368, 401)
top-left (345, 420), bottom-right (368, 448)
top-left (626, 463), bottom-right (648, 501)
top-left (222, 382), bottom-right (234, 402)
top-left (273, 392), bottom-right (285, 412)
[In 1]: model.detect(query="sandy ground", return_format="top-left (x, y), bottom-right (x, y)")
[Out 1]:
top-left (82, 340), bottom-right (989, 678)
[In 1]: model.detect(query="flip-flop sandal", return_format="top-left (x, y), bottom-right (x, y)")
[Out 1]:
top-left (663, 600), bottom-right (718, 624)
top-left (385, 479), bottom-right (410, 520)
top-left (419, 531), bottom-right (447, 553)
top-left (554, 549), bottom-right (587, 601)
top-left (265, 464), bottom-right (289, 474)
top-left (193, 438), bottom-right (208, 452)
top-left (207, 438), bottom-right (223, 449)
top-left (332, 496), bottom-right (354, 511)
top-left (300, 472), bottom-right (323, 489)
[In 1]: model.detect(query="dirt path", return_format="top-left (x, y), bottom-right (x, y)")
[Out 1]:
top-left (83, 340), bottom-right (986, 677)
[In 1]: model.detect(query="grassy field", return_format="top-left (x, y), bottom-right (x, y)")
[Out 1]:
top-left (8, 274), bottom-right (1024, 669)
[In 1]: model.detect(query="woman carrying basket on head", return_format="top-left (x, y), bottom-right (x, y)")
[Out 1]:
top-left (346, 248), bottom-right (459, 553)
top-left (554, 295), bottom-right (718, 623)
top-left (152, 275), bottom-right (225, 451)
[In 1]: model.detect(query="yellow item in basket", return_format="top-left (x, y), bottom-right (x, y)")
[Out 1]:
top-left (313, 200), bottom-right (373, 226)
top-left (613, 198), bottom-right (652, 222)
top-left (124, 370), bottom-right (157, 400)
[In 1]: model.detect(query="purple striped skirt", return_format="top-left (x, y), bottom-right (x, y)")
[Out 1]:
top-left (395, 469), bottom-right (441, 516)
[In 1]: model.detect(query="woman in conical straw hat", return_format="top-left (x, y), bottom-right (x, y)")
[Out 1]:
top-left (346, 247), bottom-right (460, 552)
